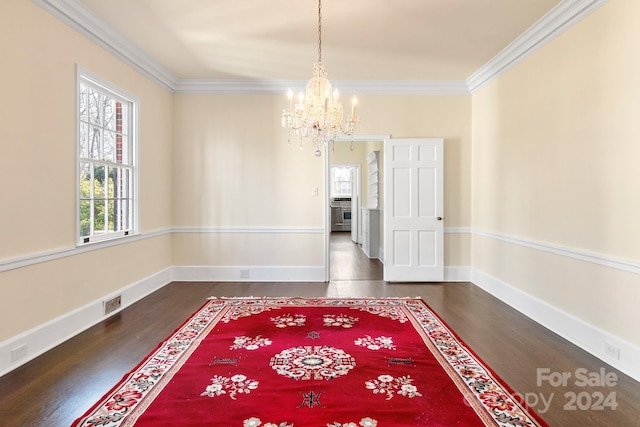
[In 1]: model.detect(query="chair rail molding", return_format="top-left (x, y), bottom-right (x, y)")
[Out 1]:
top-left (0, 229), bottom-right (172, 274)
top-left (473, 228), bottom-right (640, 275)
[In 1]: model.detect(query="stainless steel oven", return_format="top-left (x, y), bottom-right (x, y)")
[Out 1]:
top-left (330, 197), bottom-right (351, 231)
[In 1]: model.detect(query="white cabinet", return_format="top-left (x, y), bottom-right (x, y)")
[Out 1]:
top-left (361, 208), bottom-right (381, 259)
top-left (367, 151), bottom-right (379, 209)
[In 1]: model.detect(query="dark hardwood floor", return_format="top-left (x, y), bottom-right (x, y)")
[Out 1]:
top-left (330, 231), bottom-right (382, 281)
top-left (1, 239), bottom-right (639, 426)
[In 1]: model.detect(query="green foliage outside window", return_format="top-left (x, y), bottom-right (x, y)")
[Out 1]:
top-left (79, 166), bottom-right (115, 237)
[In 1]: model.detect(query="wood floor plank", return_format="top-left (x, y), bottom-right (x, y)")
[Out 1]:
top-left (0, 238), bottom-right (638, 425)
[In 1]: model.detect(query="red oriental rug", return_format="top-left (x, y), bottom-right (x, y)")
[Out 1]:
top-left (73, 297), bottom-right (548, 427)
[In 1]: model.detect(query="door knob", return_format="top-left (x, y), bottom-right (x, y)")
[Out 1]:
top-left (437, 217), bottom-right (443, 221)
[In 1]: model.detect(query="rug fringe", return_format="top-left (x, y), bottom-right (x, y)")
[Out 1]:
top-left (207, 296), bottom-right (422, 300)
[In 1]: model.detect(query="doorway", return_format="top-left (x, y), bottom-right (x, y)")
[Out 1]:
top-left (326, 136), bottom-right (388, 281)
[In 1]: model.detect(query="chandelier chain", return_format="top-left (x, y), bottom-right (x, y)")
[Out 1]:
top-left (318, 0), bottom-right (322, 63)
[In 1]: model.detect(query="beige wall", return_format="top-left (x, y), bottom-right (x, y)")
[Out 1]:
top-left (172, 94), bottom-right (471, 268)
top-left (471, 0), bottom-right (640, 346)
top-left (0, 1), bottom-right (173, 341)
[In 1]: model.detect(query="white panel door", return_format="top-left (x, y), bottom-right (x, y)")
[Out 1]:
top-left (383, 138), bottom-right (444, 282)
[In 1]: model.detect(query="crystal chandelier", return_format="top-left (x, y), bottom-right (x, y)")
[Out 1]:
top-left (281, 0), bottom-right (359, 157)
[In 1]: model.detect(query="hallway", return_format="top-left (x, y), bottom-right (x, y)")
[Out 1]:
top-left (329, 231), bottom-right (383, 281)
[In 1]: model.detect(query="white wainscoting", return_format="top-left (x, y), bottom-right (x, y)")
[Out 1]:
top-left (0, 268), bottom-right (172, 377)
top-left (470, 229), bottom-right (640, 383)
top-left (2, 226), bottom-right (639, 383)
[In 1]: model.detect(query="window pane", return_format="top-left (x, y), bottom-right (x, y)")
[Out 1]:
top-left (88, 88), bottom-right (101, 126)
top-left (336, 167), bottom-right (350, 181)
top-left (94, 199), bottom-right (106, 233)
top-left (79, 83), bottom-right (88, 122)
top-left (89, 127), bottom-right (101, 160)
top-left (79, 124), bottom-right (89, 158)
top-left (80, 200), bottom-right (91, 237)
top-left (336, 182), bottom-right (352, 196)
top-left (117, 168), bottom-right (130, 202)
top-left (120, 199), bottom-right (130, 231)
top-left (119, 102), bottom-right (128, 136)
top-left (107, 200), bottom-right (115, 232)
top-left (79, 162), bottom-right (91, 199)
top-left (104, 95), bottom-right (115, 131)
top-left (94, 165), bottom-right (106, 198)
top-left (103, 131), bottom-right (115, 162)
top-left (114, 200), bottom-right (129, 232)
top-left (119, 135), bottom-right (128, 164)
top-left (108, 166), bottom-right (118, 198)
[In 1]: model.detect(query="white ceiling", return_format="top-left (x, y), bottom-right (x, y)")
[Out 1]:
top-left (76, 0), bottom-right (562, 82)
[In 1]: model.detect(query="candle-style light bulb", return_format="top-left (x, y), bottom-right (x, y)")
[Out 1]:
top-left (351, 96), bottom-right (358, 120)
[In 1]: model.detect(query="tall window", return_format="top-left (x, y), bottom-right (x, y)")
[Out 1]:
top-left (77, 69), bottom-right (137, 244)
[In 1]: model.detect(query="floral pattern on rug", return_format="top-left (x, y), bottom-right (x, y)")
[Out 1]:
top-left (243, 418), bottom-right (293, 427)
top-left (271, 313), bottom-right (307, 328)
top-left (365, 374), bottom-right (422, 400)
top-left (351, 304), bottom-right (409, 324)
top-left (327, 418), bottom-right (378, 427)
top-left (323, 314), bottom-right (359, 328)
top-left (221, 305), bottom-right (281, 323)
top-left (354, 335), bottom-right (395, 351)
top-left (270, 346), bottom-right (356, 380)
top-left (230, 335), bottom-right (273, 350)
top-left (201, 374), bottom-right (259, 400)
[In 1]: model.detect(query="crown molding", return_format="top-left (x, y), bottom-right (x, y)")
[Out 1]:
top-left (34, 0), bottom-right (607, 95)
top-left (32, 0), bottom-right (177, 91)
top-left (174, 79), bottom-right (470, 95)
top-left (467, 0), bottom-right (608, 92)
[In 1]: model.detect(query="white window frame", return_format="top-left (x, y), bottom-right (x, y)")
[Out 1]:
top-left (76, 66), bottom-right (139, 246)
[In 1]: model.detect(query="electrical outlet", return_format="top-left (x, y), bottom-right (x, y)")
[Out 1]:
top-left (605, 342), bottom-right (620, 360)
top-left (11, 344), bottom-right (27, 362)
top-left (104, 295), bottom-right (122, 315)
top-left (240, 269), bottom-right (250, 279)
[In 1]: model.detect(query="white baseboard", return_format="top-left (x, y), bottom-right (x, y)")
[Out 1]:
top-left (0, 268), bottom-right (172, 377)
top-left (172, 265), bottom-right (469, 283)
top-left (444, 266), bottom-right (471, 282)
top-left (471, 268), bottom-right (640, 382)
top-left (171, 266), bottom-right (326, 282)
